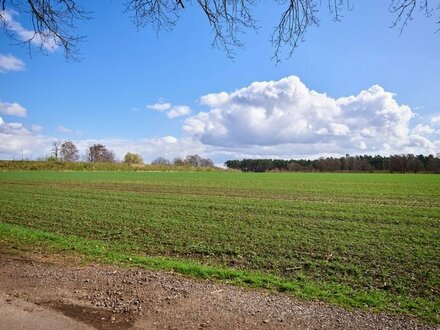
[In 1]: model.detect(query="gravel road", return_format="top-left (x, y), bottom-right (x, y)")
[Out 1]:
top-left (0, 253), bottom-right (436, 330)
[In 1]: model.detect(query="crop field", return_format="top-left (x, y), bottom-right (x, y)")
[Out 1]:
top-left (0, 171), bottom-right (439, 322)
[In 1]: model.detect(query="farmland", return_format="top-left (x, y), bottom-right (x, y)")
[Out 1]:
top-left (0, 171), bottom-right (439, 322)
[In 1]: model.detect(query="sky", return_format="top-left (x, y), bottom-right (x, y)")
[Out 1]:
top-left (0, 1), bottom-right (439, 164)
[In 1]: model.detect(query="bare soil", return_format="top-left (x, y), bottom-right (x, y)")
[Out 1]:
top-left (0, 252), bottom-right (436, 330)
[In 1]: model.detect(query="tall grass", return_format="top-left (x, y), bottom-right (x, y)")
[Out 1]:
top-left (0, 160), bottom-right (220, 172)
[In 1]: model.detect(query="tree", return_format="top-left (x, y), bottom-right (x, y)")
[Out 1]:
top-left (426, 154), bottom-right (440, 173)
top-left (151, 157), bottom-right (171, 165)
top-left (184, 154), bottom-right (214, 167)
top-left (46, 154), bottom-right (58, 162)
top-left (407, 156), bottom-right (424, 173)
top-left (51, 140), bottom-right (61, 159)
top-left (173, 157), bottom-right (185, 166)
top-left (86, 144), bottom-right (115, 163)
top-left (1, 1), bottom-right (438, 61)
top-left (124, 152), bottom-right (143, 164)
top-left (60, 141), bottom-right (79, 162)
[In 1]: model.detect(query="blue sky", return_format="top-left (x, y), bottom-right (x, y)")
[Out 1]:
top-left (0, 1), bottom-right (439, 163)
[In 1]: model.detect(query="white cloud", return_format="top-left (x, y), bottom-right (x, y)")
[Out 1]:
top-left (432, 115), bottom-right (440, 126)
top-left (57, 126), bottom-right (70, 133)
top-left (70, 136), bottom-right (206, 163)
top-left (412, 124), bottom-right (435, 136)
top-left (0, 115), bottom-right (207, 161)
top-left (1, 10), bottom-right (59, 52)
top-left (407, 134), bottom-right (437, 149)
top-left (166, 105), bottom-right (191, 119)
top-left (329, 123), bottom-right (350, 136)
top-left (0, 116), bottom-right (51, 159)
top-left (0, 101), bottom-right (27, 117)
top-left (0, 121), bottom-right (30, 135)
top-left (163, 135), bottom-right (177, 143)
top-left (186, 76), bottom-right (343, 146)
top-left (200, 92), bottom-right (229, 107)
top-left (183, 76), bottom-right (438, 156)
top-left (56, 125), bottom-right (82, 135)
top-left (31, 125), bottom-right (43, 132)
top-left (1, 75), bottom-right (438, 162)
top-left (147, 102), bottom-right (171, 111)
top-left (147, 102), bottom-right (191, 118)
top-left (0, 53), bottom-right (25, 73)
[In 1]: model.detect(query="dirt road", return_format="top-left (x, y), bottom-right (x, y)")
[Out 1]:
top-left (0, 253), bottom-right (435, 330)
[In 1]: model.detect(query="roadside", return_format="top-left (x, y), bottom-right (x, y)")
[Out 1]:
top-left (0, 252), bottom-right (435, 330)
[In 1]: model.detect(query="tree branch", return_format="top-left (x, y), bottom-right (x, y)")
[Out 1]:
top-left (389, 0), bottom-right (434, 34)
top-left (1, 0), bottom-right (89, 59)
top-left (0, 0), bottom-right (438, 61)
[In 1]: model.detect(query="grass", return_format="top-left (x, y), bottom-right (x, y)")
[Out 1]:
top-left (0, 160), bottom-right (221, 172)
top-left (0, 171), bottom-right (439, 322)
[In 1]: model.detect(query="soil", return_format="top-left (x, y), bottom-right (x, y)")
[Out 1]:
top-left (0, 251), bottom-right (436, 330)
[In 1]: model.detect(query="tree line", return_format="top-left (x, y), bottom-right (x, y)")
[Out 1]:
top-left (47, 140), bottom-right (214, 167)
top-left (50, 141), bottom-right (117, 163)
top-left (225, 154), bottom-right (440, 173)
top-left (151, 155), bottom-right (214, 168)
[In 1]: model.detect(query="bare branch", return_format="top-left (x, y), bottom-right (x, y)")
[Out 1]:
top-left (124, 0), bottom-right (181, 33)
top-left (271, 0), bottom-right (319, 62)
top-left (0, 0), bottom-right (438, 61)
top-left (195, 0), bottom-right (258, 58)
top-left (1, 0), bottom-right (89, 59)
top-left (389, 0), bottom-right (434, 33)
top-left (328, 0), bottom-right (346, 21)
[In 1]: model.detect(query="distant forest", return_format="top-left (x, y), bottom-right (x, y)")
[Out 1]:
top-left (225, 154), bottom-right (440, 173)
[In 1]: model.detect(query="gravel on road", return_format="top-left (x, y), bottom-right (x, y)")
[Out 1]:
top-left (0, 253), bottom-right (436, 330)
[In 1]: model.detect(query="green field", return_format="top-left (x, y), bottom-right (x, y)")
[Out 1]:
top-left (0, 171), bottom-right (439, 322)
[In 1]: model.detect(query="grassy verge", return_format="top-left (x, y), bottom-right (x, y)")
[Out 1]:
top-left (0, 160), bottom-right (221, 172)
top-left (1, 222), bottom-right (438, 323)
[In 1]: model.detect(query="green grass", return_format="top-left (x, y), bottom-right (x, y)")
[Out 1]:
top-left (0, 171), bottom-right (439, 322)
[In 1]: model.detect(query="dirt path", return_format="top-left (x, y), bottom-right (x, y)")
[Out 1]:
top-left (0, 253), bottom-right (435, 330)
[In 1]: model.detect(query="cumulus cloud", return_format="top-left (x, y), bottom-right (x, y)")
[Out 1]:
top-left (0, 116), bottom-right (51, 159)
top-left (412, 124), bottom-right (435, 136)
top-left (0, 53), bottom-right (25, 73)
top-left (0, 119), bottom-right (30, 135)
top-left (0, 101), bottom-right (27, 117)
top-left (0, 119), bottom-right (357, 164)
top-left (1, 10), bottom-right (59, 52)
top-left (166, 105), bottom-right (191, 118)
top-left (147, 102), bottom-right (191, 118)
top-left (407, 134), bottom-right (437, 149)
top-left (184, 76), bottom-right (438, 156)
top-left (1, 75), bottom-right (438, 162)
